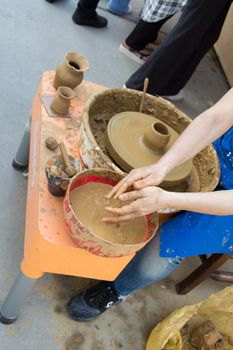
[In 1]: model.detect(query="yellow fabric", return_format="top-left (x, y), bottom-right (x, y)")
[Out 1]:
top-left (146, 287), bottom-right (233, 350)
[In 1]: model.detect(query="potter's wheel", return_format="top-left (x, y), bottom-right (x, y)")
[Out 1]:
top-left (105, 111), bottom-right (193, 187)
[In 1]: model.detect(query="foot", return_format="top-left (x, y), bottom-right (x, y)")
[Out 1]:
top-left (119, 42), bottom-right (150, 65)
top-left (107, 4), bottom-right (133, 16)
top-left (67, 282), bottom-right (124, 322)
top-left (72, 8), bottom-right (108, 28)
top-left (161, 90), bottom-right (184, 101)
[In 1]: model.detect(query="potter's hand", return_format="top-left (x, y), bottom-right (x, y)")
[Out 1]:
top-left (107, 164), bottom-right (167, 200)
top-left (103, 186), bottom-right (166, 223)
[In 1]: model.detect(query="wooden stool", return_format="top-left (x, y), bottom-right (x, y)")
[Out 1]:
top-left (176, 254), bottom-right (233, 295)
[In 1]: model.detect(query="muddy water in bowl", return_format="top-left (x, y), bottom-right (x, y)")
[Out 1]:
top-left (69, 182), bottom-right (147, 244)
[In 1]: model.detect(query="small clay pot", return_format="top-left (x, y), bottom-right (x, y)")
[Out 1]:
top-left (144, 121), bottom-right (171, 151)
top-left (53, 52), bottom-right (89, 89)
top-left (50, 86), bottom-right (75, 115)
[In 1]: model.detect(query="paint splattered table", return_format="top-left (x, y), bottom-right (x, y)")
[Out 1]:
top-left (0, 71), bottom-right (135, 324)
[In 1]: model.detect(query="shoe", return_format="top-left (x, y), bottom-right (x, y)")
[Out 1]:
top-left (146, 41), bottom-right (161, 51)
top-left (119, 42), bottom-right (149, 65)
top-left (72, 8), bottom-right (108, 28)
top-left (107, 4), bottom-right (133, 16)
top-left (67, 282), bottom-right (124, 322)
top-left (161, 90), bottom-right (184, 101)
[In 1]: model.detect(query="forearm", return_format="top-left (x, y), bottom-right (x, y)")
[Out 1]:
top-left (162, 190), bottom-right (233, 215)
top-left (157, 88), bottom-right (233, 175)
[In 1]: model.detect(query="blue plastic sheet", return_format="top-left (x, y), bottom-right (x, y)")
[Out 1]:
top-left (160, 128), bottom-right (233, 258)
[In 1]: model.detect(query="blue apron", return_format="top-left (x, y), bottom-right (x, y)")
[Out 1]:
top-left (160, 127), bottom-right (233, 258)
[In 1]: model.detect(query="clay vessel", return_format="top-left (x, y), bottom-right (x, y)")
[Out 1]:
top-left (54, 52), bottom-right (89, 89)
top-left (51, 86), bottom-right (75, 115)
top-left (64, 169), bottom-right (158, 257)
top-left (144, 121), bottom-right (171, 151)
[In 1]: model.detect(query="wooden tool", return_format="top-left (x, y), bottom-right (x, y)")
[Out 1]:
top-left (139, 77), bottom-right (149, 113)
top-left (59, 142), bottom-right (77, 178)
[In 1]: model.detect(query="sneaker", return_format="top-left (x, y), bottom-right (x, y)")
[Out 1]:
top-left (107, 4), bottom-right (133, 16)
top-left (161, 90), bottom-right (184, 101)
top-left (72, 8), bottom-right (108, 28)
top-left (67, 282), bottom-right (124, 322)
top-left (119, 42), bottom-right (149, 65)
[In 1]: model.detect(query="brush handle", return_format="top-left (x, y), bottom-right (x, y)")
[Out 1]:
top-left (139, 78), bottom-right (149, 113)
top-left (59, 142), bottom-right (71, 168)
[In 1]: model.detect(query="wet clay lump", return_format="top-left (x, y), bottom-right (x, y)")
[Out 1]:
top-left (69, 182), bottom-right (147, 244)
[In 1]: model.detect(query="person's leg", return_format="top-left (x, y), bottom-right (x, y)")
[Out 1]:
top-left (125, 0), bottom-right (232, 96)
top-left (125, 17), bottom-right (171, 51)
top-left (77, 0), bottom-right (99, 14)
top-left (120, 16), bottom-right (173, 65)
top-left (67, 234), bottom-right (182, 321)
top-left (155, 0), bottom-right (232, 95)
top-left (107, 0), bottom-right (132, 16)
top-left (72, 0), bottom-right (108, 28)
top-left (113, 234), bottom-right (182, 295)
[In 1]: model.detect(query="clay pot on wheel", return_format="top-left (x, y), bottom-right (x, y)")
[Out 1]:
top-left (144, 121), bottom-right (171, 151)
top-left (79, 88), bottom-right (220, 203)
top-left (54, 52), bottom-right (89, 89)
top-left (51, 86), bottom-right (75, 115)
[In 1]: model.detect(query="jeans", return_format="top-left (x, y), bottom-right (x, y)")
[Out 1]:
top-left (107, 0), bottom-right (131, 15)
top-left (113, 233), bottom-right (182, 296)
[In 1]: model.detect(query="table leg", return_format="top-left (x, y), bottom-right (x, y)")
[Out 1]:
top-left (176, 254), bottom-right (231, 295)
top-left (12, 118), bottom-right (31, 171)
top-left (0, 270), bottom-right (41, 324)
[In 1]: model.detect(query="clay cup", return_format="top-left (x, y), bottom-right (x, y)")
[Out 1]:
top-left (51, 86), bottom-right (75, 115)
top-left (144, 121), bottom-right (171, 152)
top-left (53, 52), bottom-right (89, 89)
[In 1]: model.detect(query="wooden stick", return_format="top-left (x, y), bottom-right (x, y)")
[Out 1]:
top-left (59, 142), bottom-right (71, 168)
top-left (59, 142), bottom-right (77, 177)
top-left (139, 78), bottom-right (149, 113)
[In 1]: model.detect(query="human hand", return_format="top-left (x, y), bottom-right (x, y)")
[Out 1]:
top-left (102, 186), bottom-right (167, 223)
top-left (107, 164), bottom-right (168, 200)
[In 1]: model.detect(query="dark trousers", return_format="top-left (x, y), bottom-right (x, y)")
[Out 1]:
top-left (126, 0), bottom-right (232, 96)
top-left (125, 17), bottom-right (172, 51)
top-left (78, 0), bottom-right (99, 15)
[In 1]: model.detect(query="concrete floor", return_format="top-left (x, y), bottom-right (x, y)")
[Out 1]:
top-left (0, 0), bottom-right (231, 349)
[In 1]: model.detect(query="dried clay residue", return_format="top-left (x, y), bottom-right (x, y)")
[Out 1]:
top-left (181, 320), bottom-right (233, 350)
top-left (65, 333), bottom-right (84, 350)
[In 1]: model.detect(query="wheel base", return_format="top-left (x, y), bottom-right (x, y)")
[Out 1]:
top-left (0, 309), bottom-right (18, 325)
top-left (12, 159), bottom-right (28, 172)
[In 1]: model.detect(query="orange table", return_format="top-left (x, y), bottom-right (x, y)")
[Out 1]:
top-left (0, 72), bottom-right (134, 324)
